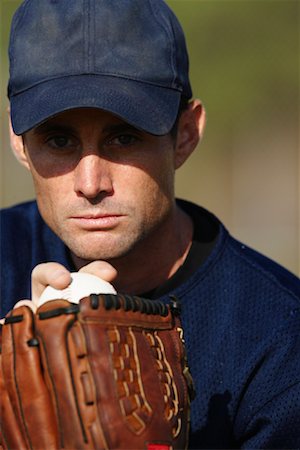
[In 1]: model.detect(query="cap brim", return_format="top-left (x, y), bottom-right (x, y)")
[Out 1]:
top-left (10, 75), bottom-right (182, 136)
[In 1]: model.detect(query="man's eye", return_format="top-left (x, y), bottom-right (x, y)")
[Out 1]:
top-left (109, 134), bottom-right (138, 146)
top-left (47, 136), bottom-right (73, 148)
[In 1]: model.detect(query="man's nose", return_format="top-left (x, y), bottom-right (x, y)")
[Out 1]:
top-left (74, 154), bottom-right (113, 199)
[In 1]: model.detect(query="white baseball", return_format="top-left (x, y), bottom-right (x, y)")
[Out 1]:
top-left (38, 272), bottom-right (117, 306)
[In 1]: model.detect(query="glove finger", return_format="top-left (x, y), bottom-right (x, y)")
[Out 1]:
top-left (1, 323), bottom-right (27, 450)
top-left (35, 299), bottom-right (101, 449)
top-left (1, 305), bottom-right (58, 449)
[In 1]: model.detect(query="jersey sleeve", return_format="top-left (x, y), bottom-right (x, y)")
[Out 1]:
top-left (235, 319), bottom-right (300, 448)
top-left (239, 381), bottom-right (300, 448)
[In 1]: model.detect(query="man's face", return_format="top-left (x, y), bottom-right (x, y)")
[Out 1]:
top-left (22, 108), bottom-right (177, 263)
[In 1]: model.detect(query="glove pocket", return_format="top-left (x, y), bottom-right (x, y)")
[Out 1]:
top-left (79, 318), bottom-right (189, 449)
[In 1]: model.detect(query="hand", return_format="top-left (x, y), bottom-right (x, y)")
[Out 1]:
top-left (31, 261), bottom-right (118, 305)
top-left (0, 261), bottom-right (118, 324)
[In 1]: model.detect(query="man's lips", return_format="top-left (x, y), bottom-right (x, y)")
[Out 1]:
top-left (70, 214), bottom-right (124, 230)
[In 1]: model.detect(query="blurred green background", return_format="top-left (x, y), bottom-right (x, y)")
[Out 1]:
top-left (0, 0), bottom-right (299, 275)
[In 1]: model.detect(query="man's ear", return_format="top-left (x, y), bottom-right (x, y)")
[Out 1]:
top-left (8, 114), bottom-right (30, 170)
top-left (174, 99), bottom-right (206, 169)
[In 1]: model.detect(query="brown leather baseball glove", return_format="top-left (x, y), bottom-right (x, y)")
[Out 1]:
top-left (0, 294), bottom-right (195, 449)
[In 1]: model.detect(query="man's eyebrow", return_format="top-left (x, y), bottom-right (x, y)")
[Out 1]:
top-left (33, 123), bottom-right (75, 135)
top-left (102, 123), bottom-right (143, 135)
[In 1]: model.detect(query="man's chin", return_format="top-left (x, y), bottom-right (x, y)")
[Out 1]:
top-left (67, 244), bottom-right (133, 266)
top-left (59, 229), bottom-right (142, 264)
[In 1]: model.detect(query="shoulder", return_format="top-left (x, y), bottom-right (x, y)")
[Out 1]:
top-left (193, 212), bottom-right (300, 342)
top-left (226, 235), bottom-right (300, 301)
top-left (1, 200), bottom-right (45, 243)
top-left (177, 199), bottom-right (300, 304)
top-left (0, 201), bottom-right (70, 316)
top-left (0, 200), bottom-right (67, 254)
top-left (1, 200), bottom-right (40, 216)
top-left (1, 200), bottom-right (42, 227)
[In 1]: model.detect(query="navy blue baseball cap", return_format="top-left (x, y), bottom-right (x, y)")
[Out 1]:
top-left (8, 0), bottom-right (192, 136)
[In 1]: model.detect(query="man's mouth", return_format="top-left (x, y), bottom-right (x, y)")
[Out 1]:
top-left (70, 214), bottom-right (124, 230)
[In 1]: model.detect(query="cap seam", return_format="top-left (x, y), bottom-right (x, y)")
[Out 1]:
top-left (9, 73), bottom-right (183, 97)
top-left (83, 0), bottom-right (87, 71)
top-left (85, 0), bottom-right (94, 72)
top-left (91, 0), bottom-right (96, 71)
top-left (87, 0), bottom-right (91, 71)
top-left (148, 0), bottom-right (177, 89)
top-left (8, 0), bottom-right (31, 68)
top-left (168, 19), bottom-right (181, 89)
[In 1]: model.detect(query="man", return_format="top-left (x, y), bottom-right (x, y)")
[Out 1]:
top-left (1, 0), bottom-right (300, 448)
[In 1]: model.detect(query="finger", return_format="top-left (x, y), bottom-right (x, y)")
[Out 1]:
top-left (31, 262), bottom-right (71, 305)
top-left (0, 300), bottom-right (36, 325)
top-left (79, 261), bottom-right (118, 283)
top-left (14, 300), bottom-right (37, 313)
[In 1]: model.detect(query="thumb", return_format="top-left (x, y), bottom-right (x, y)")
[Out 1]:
top-left (79, 261), bottom-right (117, 284)
top-left (31, 262), bottom-right (71, 306)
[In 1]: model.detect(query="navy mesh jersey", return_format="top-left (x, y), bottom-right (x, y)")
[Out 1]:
top-left (1, 200), bottom-right (300, 448)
